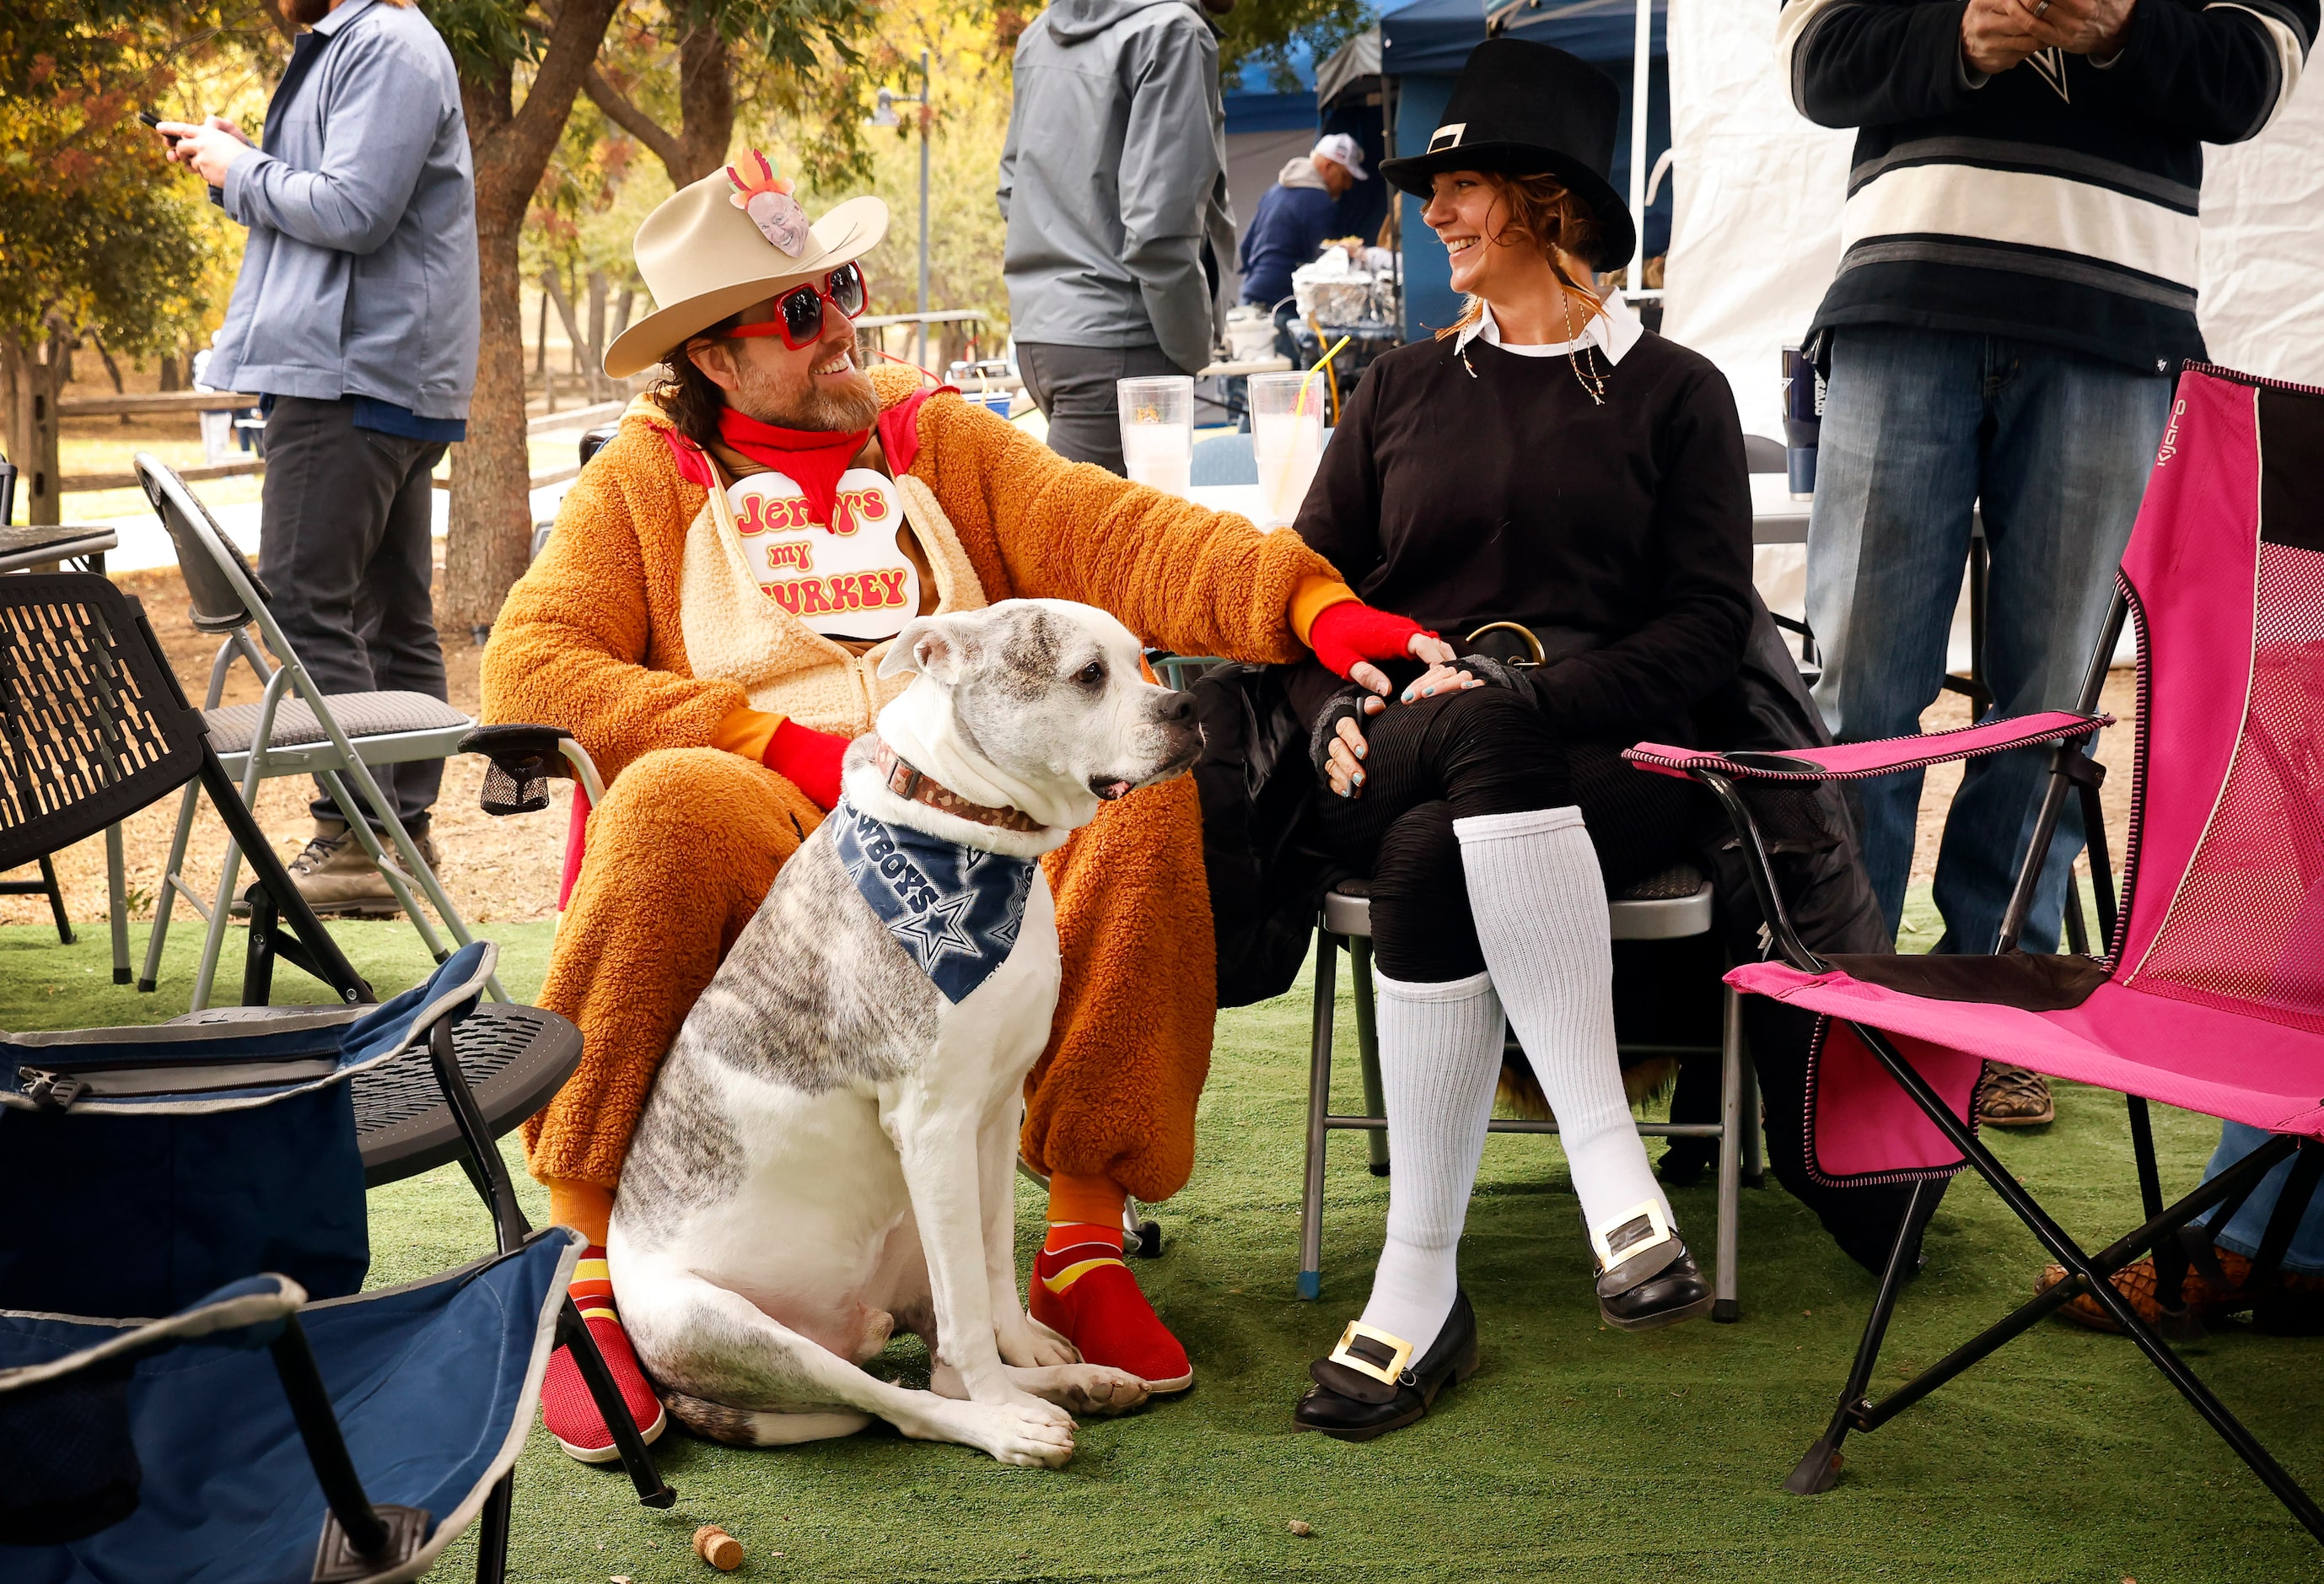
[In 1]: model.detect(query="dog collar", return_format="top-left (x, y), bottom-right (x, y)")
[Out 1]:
top-left (867, 737), bottom-right (1046, 834)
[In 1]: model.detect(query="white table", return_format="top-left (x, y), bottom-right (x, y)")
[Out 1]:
top-left (1751, 473), bottom-right (1813, 546)
top-left (1192, 476), bottom-right (1815, 543)
top-left (1185, 483), bottom-right (1271, 524)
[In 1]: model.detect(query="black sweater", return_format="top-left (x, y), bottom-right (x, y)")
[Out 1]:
top-left (1784, 0), bottom-right (2316, 375)
top-left (1291, 329), bottom-right (1755, 743)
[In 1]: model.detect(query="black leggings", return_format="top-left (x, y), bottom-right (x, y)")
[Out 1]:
top-left (1314, 686), bottom-right (1703, 981)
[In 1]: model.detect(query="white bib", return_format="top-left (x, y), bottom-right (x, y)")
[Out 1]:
top-left (725, 466), bottom-right (919, 641)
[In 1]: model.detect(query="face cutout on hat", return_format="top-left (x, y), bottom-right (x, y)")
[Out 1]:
top-left (726, 149), bottom-right (811, 258)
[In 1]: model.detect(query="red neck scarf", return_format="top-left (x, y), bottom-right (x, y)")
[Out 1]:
top-left (715, 407), bottom-right (873, 534)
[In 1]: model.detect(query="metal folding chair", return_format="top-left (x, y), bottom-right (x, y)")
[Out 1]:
top-left (1627, 361), bottom-right (2324, 1540)
top-left (131, 455), bottom-right (501, 1010)
top-left (1299, 865), bottom-right (1759, 1315)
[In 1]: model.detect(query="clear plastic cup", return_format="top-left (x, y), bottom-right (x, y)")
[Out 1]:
top-left (1249, 370), bottom-right (1326, 527)
top-left (1117, 375), bottom-right (1194, 495)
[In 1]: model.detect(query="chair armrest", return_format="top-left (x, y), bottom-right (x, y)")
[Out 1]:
top-left (1624, 709), bottom-right (2110, 784)
top-left (459, 723), bottom-right (606, 811)
top-left (0, 1274), bottom-right (303, 1395)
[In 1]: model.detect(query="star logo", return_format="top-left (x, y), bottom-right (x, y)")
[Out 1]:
top-left (990, 863), bottom-right (1036, 951)
top-left (892, 889), bottom-right (980, 968)
top-left (2027, 47), bottom-right (2070, 104)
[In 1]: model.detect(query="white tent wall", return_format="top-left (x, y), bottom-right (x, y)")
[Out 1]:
top-left (1659, 0), bottom-right (1848, 448)
top-left (2199, 80), bottom-right (2324, 382)
top-left (1660, 0), bottom-right (2324, 671)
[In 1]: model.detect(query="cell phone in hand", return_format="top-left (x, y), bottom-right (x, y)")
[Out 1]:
top-left (138, 110), bottom-right (181, 147)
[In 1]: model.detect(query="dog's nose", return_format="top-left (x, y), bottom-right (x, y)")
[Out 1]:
top-left (1156, 690), bottom-right (1197, 725)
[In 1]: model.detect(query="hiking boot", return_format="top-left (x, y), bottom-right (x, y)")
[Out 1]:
top-left (1977, 1064), bottom-right (2055, 1127)
top-left (263, 817), bottom-right (438, 919)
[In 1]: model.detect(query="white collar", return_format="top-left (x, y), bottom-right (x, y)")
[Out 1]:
top-left (1453, 291), bottom-right (1643, 366)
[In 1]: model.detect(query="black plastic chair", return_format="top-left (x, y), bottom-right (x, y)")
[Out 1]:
top-left (0, 572), bottom-right (370, 1006)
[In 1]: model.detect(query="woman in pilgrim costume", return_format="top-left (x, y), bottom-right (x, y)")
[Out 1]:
top-left (1285, 38), bottom-right (1756, 1440)
top-left (479, 156), bottom-right (1437, 1461)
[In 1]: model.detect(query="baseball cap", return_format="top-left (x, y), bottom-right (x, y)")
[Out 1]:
top-left (1310, 133), bottom-right (1369, 182)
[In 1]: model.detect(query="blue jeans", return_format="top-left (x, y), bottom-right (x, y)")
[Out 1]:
top-left (1805, 327), bottom-right (2171, 953)
top-left (2198, 1123), bottom-right (2324, 1275)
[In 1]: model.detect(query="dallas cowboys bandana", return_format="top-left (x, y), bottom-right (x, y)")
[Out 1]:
top-left (830, 799), bottom-right (1036, 1003)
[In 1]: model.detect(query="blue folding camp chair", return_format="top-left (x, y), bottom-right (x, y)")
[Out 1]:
top-left (0, 574), bottom-right (670, 1579)
top-left (0, 942), bottom-right (671, 1580)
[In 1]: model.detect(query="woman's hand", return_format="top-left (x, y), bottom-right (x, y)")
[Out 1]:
top-left (1330, 634), bottom-right (1465, 797)
top-left (1347, 631), bottom-right (1456, 702)
top-left (1324, 702), bottom-right (1382, 796)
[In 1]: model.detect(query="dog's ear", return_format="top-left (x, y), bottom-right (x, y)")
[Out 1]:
top-left (879, 615), bottom-right (968, 683)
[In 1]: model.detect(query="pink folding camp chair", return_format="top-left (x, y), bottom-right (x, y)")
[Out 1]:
top-left (1625, 361), bottom-right (2324, 1541)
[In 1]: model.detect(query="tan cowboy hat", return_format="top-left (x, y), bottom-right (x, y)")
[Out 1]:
top-left (604, 168), bottom-right (888, 380)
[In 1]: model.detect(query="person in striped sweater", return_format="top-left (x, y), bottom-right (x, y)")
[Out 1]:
top-left (1781, 0), bottom-right (2314, 1123)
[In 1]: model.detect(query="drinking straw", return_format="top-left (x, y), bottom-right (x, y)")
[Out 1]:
top-left (1297, 335), bottom-right (1352, 418)
top-left (1262, 336), bottom-right (1352, 522)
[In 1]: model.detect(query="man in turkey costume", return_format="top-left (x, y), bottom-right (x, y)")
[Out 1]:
top-left (481, 159), bottom-right (1415, 1459)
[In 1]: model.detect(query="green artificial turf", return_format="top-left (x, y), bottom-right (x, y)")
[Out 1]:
top-left (6, 893), bottom-right (2321, 1581)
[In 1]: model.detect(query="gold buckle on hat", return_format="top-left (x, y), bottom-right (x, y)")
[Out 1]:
top-left (1327, 1320), bottom-right (1414, 1387)
top-left (1590, 1201), bottom-right (1675, 1273)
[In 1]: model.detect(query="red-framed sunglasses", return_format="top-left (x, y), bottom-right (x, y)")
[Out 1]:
top-left (724, 261), bottom-right (869, 350)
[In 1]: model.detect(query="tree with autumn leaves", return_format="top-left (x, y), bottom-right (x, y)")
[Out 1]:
top-left (0, 4), bottom-right (244, 523)
top-left (9, 0), bottom-right (1369, 598)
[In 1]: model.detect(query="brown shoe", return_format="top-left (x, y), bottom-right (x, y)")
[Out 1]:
top-left (2036, 1247), bottom-right (2253, 1333)
top-left (1977, 1064), bottom-right (2055, 1127)
top-left (2039, 1246), bottom-right (2324, 1336)
top-left (277, 818), bottom-right (438, 919)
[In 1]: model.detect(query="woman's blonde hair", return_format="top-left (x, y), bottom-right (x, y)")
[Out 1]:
top-left (1433, 170), bottom-right (1606, 342)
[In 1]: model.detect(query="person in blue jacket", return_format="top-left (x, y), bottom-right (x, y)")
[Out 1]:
top-left (1236, 132), bottom-right (1368, 311)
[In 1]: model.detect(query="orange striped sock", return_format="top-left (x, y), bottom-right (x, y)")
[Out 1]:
top-left (1041, 1173), bottom-right (1127, 1292)
top-left (569, 1247), bottom-right (617, 1323)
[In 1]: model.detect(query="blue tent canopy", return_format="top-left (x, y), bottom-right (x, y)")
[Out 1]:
top-left (1382, 0), bottom-right (1666, 76)
top-left (1380, 0), bottom-right (1670, 338)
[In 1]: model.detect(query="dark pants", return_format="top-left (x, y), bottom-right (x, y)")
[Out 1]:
top-left (257, 397), bottom-right (449, 831)
top-left (1314, 685), bottom-right (1700, 981)
top-left (1016, 342), bottom-right (1188, 474)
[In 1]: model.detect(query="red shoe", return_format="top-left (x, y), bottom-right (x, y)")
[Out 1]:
top-left (541, 1308), bottom-right (667, 1463)
top-left (1030, 1237), bottom-right (1194, 1393)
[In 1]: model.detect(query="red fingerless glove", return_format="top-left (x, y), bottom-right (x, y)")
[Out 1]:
top-left (1308, 601), bottom-right (1433, 680)
top-left (762, 718), bottom-right (849, 811)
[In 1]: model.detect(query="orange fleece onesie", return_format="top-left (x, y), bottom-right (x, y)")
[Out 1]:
top-left (481, 366), bottom-right (1351, 1230)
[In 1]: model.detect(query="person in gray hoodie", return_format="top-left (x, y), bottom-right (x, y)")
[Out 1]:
top-left (1000, 0), bottom-right (1238, 473)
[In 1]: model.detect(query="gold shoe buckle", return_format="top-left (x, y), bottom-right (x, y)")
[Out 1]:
top-left (1327, 1320), bottom-right (1414, 1387)
top-left (1590, 1200), bottom-right (1675, 1273)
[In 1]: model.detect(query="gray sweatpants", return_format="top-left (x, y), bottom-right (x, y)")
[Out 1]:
top-left (1015, 342), bottom-right (1189, 474)
top-left (256, 396), bottom-right (449, 831)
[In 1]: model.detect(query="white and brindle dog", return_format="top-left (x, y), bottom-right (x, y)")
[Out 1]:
top-left (607, 599), bottom-right (1203, 1467)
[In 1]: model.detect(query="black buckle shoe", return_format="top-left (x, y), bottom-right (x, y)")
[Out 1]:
top-left (1292, 1290), bottom-right (1481, 1442)
top-left (1592, 1204), bottom-right (1713, 1332)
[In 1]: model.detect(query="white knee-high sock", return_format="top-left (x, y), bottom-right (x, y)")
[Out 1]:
top-left (1354, 968), bottom-right (1505, 1354)
top-left (1454, 806), bottom-right (1673, 1247)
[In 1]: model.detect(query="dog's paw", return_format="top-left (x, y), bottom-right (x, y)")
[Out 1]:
top-left (1015, 1363), bottom-right (1149, 1419)
top-left (947, 1401), bottom-right (1079, 1468)
top-left (998, 1314), bottom-right (1079, 1369)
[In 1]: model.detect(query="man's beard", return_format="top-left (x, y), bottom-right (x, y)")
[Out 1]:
top-left (727, 343), bottom-right (882, 433)
top-left (292, 0), bottom-right (331, 24)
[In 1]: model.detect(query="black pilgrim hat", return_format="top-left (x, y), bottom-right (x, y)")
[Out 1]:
top-left (1378, 36), bottom-right (1635, 270)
